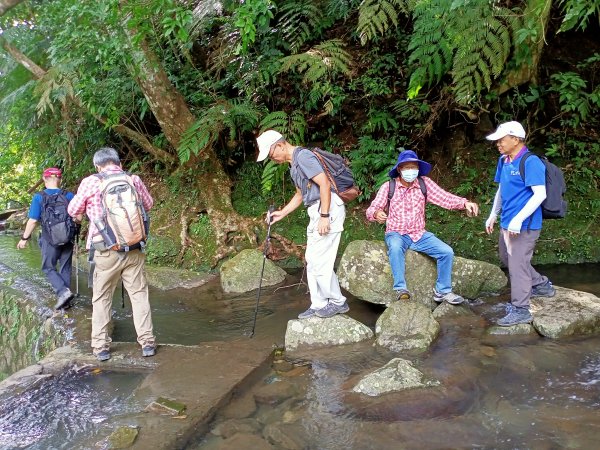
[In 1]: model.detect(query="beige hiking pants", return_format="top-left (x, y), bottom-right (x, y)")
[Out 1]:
top-left (91, 248), bottom-right (155, 353)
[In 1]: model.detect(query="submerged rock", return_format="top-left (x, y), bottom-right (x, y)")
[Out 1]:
top-left (532, 287), bottom-right (600, 338)
top-left (352, 358), bottom-right (440, 396)
top-left (220, 249), bottom-right (287, 293)
top-left (145, 266), bottom-right (215, 290)
top-left (284, 315), bottom-right (373, 351)
top-left (487, 323), bottom-right (536, 335)
top-left (107, 426), bottom-right (138, 449)
top-left (337, 240), bottom-right (507, 307)
top-left (375, 301), bottom-right (440, 352)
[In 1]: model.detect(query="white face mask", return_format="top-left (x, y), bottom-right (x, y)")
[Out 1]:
top-left (401, 168), bottom-right (419, 183)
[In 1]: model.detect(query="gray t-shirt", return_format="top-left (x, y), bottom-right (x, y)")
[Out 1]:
top-left (290, 147), bottom-right (324, 206)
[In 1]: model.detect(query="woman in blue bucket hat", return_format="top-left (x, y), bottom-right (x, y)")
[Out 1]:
top-left (366, 149), bottom-right (479, 304)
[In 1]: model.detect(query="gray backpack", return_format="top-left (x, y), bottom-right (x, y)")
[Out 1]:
top-left (519, 152), bottom-right (567, 219)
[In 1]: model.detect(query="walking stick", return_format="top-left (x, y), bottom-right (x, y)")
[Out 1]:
top-left (74, 226), bottom-right (80, 297)
top-left (250, 205), bottom-right (275, 338)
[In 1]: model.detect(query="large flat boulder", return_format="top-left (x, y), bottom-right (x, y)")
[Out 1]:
top-left (220, 249), bottom-right (287, 293)
top-left (532, 287), bottom-right (600, 338)
top-left (337, 240), bottom-right (507, 307)
top-left (375, 301), bottom-right (440, 352)
top-left (284, 315), bottom-right (373, 351)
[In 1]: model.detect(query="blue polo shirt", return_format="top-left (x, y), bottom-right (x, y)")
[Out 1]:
top-left (494, 147), bottom-right (545, 231)
top-left (28, 189), bottom-right (75, 221)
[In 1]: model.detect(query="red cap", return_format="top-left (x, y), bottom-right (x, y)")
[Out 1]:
top-left (42, 167), bottom-right (62, 178)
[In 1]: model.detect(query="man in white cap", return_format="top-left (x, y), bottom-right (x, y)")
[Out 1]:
top-left (256, 130), bottom-right (348, 319)
top-left (485, 121), bottom-right (555, 327)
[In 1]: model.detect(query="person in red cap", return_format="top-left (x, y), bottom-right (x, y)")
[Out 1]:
top-left (17, 167), bottom-right (77, 310)
top-left (366, 149), bottom-right (479, 304)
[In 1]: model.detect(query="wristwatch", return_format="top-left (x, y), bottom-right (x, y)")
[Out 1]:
top-left (320, 213), bottom-right (330, 218)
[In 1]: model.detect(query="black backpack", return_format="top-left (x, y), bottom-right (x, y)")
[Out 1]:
top-left (309, 147), bottom-right (361, 203)
top-left (40, 190), bottom-right (77, 246)
top-left (519, 152), bottom-right (567, 219)
top-left (387, 177), bottom-right (427, 211)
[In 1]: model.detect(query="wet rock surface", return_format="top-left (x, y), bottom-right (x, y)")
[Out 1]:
top-left (284, 315), bottom-right (374, 351)
top-left (375, 301), bottom-right (440, 352)
top-left (352, 357), bottom-right (440, 396)
top-left (531, 286), bottom-right (600, 338)
top-left (338, 240), bottom-right (508, 306)
top-left (145, 266), bottom-right (216, 290)
top-left (220, 249), bottom-right (287, 293)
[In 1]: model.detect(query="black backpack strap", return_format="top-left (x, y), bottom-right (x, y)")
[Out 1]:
top-left (518, 151), bottom-right (532, 182)
top-left (387, 178), bottom-right (396, 211)
top-left (417, 177), bottom-right (427, 202)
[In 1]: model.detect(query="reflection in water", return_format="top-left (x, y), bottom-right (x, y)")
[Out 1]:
top-left (0, 367), bottom-right (145, 450)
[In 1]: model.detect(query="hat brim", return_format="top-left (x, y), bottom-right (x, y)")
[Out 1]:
top-left (485, 130), bottom-right (508, 141)
top-left (389, 160), bottom-right (432, 178)
top-left (257, 146), bottom-right (270, 162)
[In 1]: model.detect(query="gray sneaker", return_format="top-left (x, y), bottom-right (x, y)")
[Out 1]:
top-left (531, 280), bottom-right (556, 298)
top-left (142, 346), bottom-right (156, 357)
top-left (433, 290), bottom-right (464, 305)
top-left (298, 308), bottom-right (318, 319)
top-left (497, 306), bottom-right (533, 326)
top-left (95, 350), bottom-right (111, 362)
top-left (315, 301), bottom-right (350, 318)
top-left (55, 288), bottom-right (74, 310)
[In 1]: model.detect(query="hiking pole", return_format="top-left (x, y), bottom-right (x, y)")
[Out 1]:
top-left (74, 235), bottom-right (79, 297)
top-left (250, 205), bottom-right (275, 338)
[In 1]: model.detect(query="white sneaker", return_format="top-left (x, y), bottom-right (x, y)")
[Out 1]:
top-left (433, 290), bottom-right (464, 305)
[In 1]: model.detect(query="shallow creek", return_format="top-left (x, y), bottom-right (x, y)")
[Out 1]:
top-left (1, 234), bottom-right (600, 449)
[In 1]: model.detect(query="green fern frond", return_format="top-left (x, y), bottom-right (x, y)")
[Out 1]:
top-left (259, 109), bottom-right (307, 143)
top-left (278, 1), bottom-right (325, 52)
top-left (279, 39), bottom-right (352, 85)
top-left (357, 0), bottom-right (409, 45)
top-left (178, 100), bottom-right (261, 163)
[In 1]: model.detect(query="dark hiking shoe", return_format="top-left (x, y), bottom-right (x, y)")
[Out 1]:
top-left (531, 280), bottom-right (556, 298)
top-left (497, 307), bottom-right (533, 327)
top-left (298, 308), bottom-right (318, 319)
top-left (433, 290), bottom-right (464, 305)
top-left (142, 346), bottom-right (156, 357)
top-left (395, 289), bottom-right (411, 301)
top-left (55, 288), bottom-right (74, 310)
top-left (96, 350), bottom-right (111, 362)
top-left (315, 301), bottom-right (350, 318)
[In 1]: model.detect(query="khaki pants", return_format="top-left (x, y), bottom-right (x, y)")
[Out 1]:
top-left (91, 248), bottom-right (155, 353)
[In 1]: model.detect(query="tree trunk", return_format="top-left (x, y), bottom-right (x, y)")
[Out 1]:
top-left (0, 36), bottom-right (175, 165)
top-left (124, 24), bottom-right (263, 264)
top-left (0, 0), bottom-right (24, 16)
top-left (496, 0), bottom-right (552, 94)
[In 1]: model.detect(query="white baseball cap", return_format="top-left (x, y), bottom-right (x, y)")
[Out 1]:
top-left (486, 121), bottom-right (526, 140)
top-left (256, 130), bottom-right (283, 162)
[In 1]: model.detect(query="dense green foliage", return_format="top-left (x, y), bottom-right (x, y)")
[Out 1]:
top-left (1, 0), bottom-right (599, 265)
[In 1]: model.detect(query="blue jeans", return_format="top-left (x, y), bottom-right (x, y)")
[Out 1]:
top-left (384, 231), bottom-right (454, 293)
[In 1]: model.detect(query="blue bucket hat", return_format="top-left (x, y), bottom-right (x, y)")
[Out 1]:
top-left (388, 149), bottom-right (432, 178)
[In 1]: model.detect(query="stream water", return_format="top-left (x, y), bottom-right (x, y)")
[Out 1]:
top-left (1, 233), bottom-right (600, 449)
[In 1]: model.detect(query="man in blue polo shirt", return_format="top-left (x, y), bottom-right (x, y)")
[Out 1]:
top-left (17, 167), bottom-right (76, 310)
top-left (484, 121), bottom-right (555, 326)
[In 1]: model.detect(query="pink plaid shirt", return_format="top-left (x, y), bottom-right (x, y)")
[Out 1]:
top-left (67, 165), bottom-right (154, 249)
top-left (366, 177), bottom-right (467, 242)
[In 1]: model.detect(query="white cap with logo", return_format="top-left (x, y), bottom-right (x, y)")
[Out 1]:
top-left (486, 121), bottom-right (526, 141)
top-left (256, 130), bottom-right (283, 162)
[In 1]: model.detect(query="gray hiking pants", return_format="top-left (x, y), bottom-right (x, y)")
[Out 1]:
top-left (499, 228), bottom-right (548, 309)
